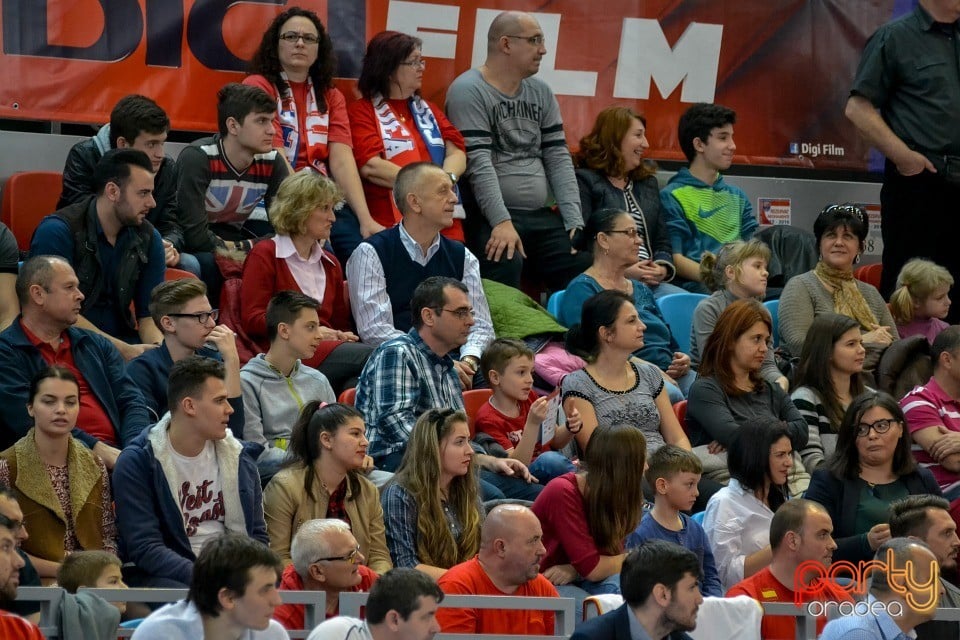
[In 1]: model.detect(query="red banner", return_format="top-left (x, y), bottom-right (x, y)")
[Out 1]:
top-left (0, 1), bottom-right (903, 171)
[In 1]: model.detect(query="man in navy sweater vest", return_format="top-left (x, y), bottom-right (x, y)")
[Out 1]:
top-left (346, 162), bottom-right (494, 389)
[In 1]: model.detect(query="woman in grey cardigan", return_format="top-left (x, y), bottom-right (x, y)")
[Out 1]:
top-left (778, 204), bottom-right (896, 362)
top-left (574, 106), bottom-right (683, 299)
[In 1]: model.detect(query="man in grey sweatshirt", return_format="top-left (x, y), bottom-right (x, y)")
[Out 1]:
top-left (445, 10), bottom-right (590, 291)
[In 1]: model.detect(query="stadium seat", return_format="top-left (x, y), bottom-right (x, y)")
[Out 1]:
top-left (463, 388), bottom-right (493, 438)
top-left (546, 289), bottom-right (565, 319)
top-left (763, 299), bottom-right (780, 348)
top-left (0, 171), bottom-right (63, 251)
top-left (853, 263), bottom-right (882, 289)
top-left (656, 293), bottom-right (707, 354)
top-left (164, 267), bottom-right (198, 281)
top-left (673, 400), bottom-right (689, 437)
top-left (338, 387), bottom-right (357, 406)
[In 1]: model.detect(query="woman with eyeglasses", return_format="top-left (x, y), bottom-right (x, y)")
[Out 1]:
top-left (687, 299), bottom-right (809, 494)
top-left (804, 391), bottom-right (941, 565)
top-left (0, 367), bottom-right (117, 583)
top-left (245, 7), bottom-right (383, 263)
top-left (574, 106), bottom-right (683, 299)
top-left (559, 209), bottom-right (695, 403)
top-left (263, 402), bottom-right (392, 575)
top-left (348, 31), bottom-right (468, 241)
top-left (380, 409), bottom-right (482, 580)
top-left (239, 171), bottom-right (372, 393)
top-left (778, 204), bottom-right (897, 364)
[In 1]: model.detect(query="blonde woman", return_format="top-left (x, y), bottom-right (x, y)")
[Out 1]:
top-left (240, 171), bottom-right (372, 392)
top-left (380, 409), bottom-right (482, 579)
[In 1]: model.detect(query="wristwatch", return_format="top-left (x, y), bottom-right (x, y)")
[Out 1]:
top-left (447, 172), bottom-right (459, 184)
top-left (462, 355), bottom-right (479, 370)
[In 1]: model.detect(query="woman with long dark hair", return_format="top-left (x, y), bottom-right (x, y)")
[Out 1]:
top-left (703, 418), bottom-right (793, 591)
top-left (263, 401), bottom-right (391, 574)
top-left (380, 409), bottom-right (482, 580)
top-left (532, 424), bottom-right (647, 596)
top-left (0, 366), bottom-right (117, 581)
top-left (791, 313), bottom-right (867, 472)
top-left (246, 7), bottom-right (383, 261)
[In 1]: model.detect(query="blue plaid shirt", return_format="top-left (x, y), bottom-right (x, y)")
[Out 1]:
top-left (356, 328), bottom-right (465, 459)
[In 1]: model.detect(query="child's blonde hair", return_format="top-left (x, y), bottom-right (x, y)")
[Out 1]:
top-left (889, 258), bottom-right (954, 324)
top-left (699, 239), bottom-right (771, 292)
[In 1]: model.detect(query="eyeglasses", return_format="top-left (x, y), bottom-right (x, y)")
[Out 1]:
top-left (605, 228), bottom-right (639, 239)
top-left (313, 545), bottom-right (362, 565)
top-left (505, 34), bottom-right (546, 46)
top-left (435, 307), bottom-right (475, 320)
top-left (399, 58), bottom-right (427, 69)
top-left (855, 418), bottom-right (900, 438)
top-left (279, 31), bottom-right (320, 45)
top-left (167, 310), bottom-right (219, 324)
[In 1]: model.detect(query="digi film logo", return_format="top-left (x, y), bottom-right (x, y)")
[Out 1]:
top-left (789, 141), bottom-right (846, 158)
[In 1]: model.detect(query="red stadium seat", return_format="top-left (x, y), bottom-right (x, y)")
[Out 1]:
top-left (673, 400), bottom-right (689, 437)
top-left (1, 171), bottom-right (63, 251)
top-left (338, 387), bottom-right (357, 406)
top-left (164, 267), bottom-right (198, 281)
top-left (463, 388), bottom-right (493, 438)
top-left (853, 263), bottom-right (882, 289)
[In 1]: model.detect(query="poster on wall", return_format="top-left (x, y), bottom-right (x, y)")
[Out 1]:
top-left (860, 203), bottom-right (883, 257)
top-left (758, 198), bottom-right (791, 226)
top-left (0, 0), bottom-right (913, 171)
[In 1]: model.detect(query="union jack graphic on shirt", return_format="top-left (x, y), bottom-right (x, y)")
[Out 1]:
top-left (200, 142), bottom-right (279, 224)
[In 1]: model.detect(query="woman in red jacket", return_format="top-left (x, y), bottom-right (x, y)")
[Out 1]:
top-left (240, 171), bottom-right (372, 393)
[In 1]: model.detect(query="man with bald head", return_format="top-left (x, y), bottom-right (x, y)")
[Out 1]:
top-left (435, 504), bottom-right (558, 634)
top-left (445, 11), bottom-right (590, 291)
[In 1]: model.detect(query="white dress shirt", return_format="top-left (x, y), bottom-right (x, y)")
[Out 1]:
top-left (345, 223), bottom-right (494, 359)
top-left (703, 478), bottom-right (773, 591)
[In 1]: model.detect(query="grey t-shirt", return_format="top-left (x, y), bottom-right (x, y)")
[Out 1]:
top-left (561, 361), bottom-right (666, 454)
top-left (0, 223), bottom-right (19, 273)
top-left (445, 69), bottom-right (582, 229)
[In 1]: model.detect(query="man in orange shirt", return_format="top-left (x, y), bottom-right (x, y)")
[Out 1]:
top-left (727, 498), bottom-right (852, 639)
top-left (273, 518), bottom-right (378, 631)
top-left (0, 508), bottom-right (43, 638)
top-left (436, 504), bottom-right (559, 634)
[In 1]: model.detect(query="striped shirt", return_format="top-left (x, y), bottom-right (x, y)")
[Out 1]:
top-left (901, 377), bottom-right (960, 497)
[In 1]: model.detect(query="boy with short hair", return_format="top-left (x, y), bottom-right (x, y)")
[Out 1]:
top-left (176, 83), bottom-right (291, 256)
top-left (128, 278), bottom-right (244, 434)
top-left (474, 338), bottom-right (577, 485)
top-left (627, 444), bottom-right (722, 596)
top-left (241, 290), bottom-right (335, 480)
top-left (57, 550), bottom-right (129, 615)
top-left (661, 103), bottom-right (757, 292)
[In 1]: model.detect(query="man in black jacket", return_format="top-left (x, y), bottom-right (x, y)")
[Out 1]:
top-left (57, 94), bottom-right (200, 277)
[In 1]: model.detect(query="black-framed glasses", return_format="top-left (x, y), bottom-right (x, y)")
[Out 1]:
top-left (435, 307), bottom-right (475, 320)
top-left (505, 34), bottom-right (545, 46)
top-left (855, 418), bottom-right (900, 438)
top-left (604, 228), bottom-right (639, 239)
top-left (399, 58), bottom-right (426, 69)
top-left (279, 31), bottom-right (320, 44)
top-left (313, 545), bottom-right (362, 565)
top-left (167, 310), bottom-right (219, 324)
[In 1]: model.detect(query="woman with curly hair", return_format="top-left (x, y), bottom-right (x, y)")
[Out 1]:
top-left (348, 30), bottom-right (467, 241)
top-left (245, 7), bottom-right (383, 262)
top-left (380, 409), bottom-right (482, 579)
top-left (574, 106), bottom-right (681, 298)
top-left (532, 423), bottom-right (647, 597)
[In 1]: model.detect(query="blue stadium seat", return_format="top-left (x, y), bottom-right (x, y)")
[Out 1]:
top-left (546, 289), bottom-right (565, 319)
top-left (656, 293), bottom-right (707, 354)
top-left (764, 299), bottom-right (780, 348)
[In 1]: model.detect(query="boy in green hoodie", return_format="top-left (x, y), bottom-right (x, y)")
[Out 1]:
top-left (661, 103), bottom-right (758, 293)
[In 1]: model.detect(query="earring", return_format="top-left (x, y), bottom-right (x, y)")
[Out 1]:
top-left (603, 247), bottom-right (609, 256)
top-left (854, 254), bottom-right (861, 264)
